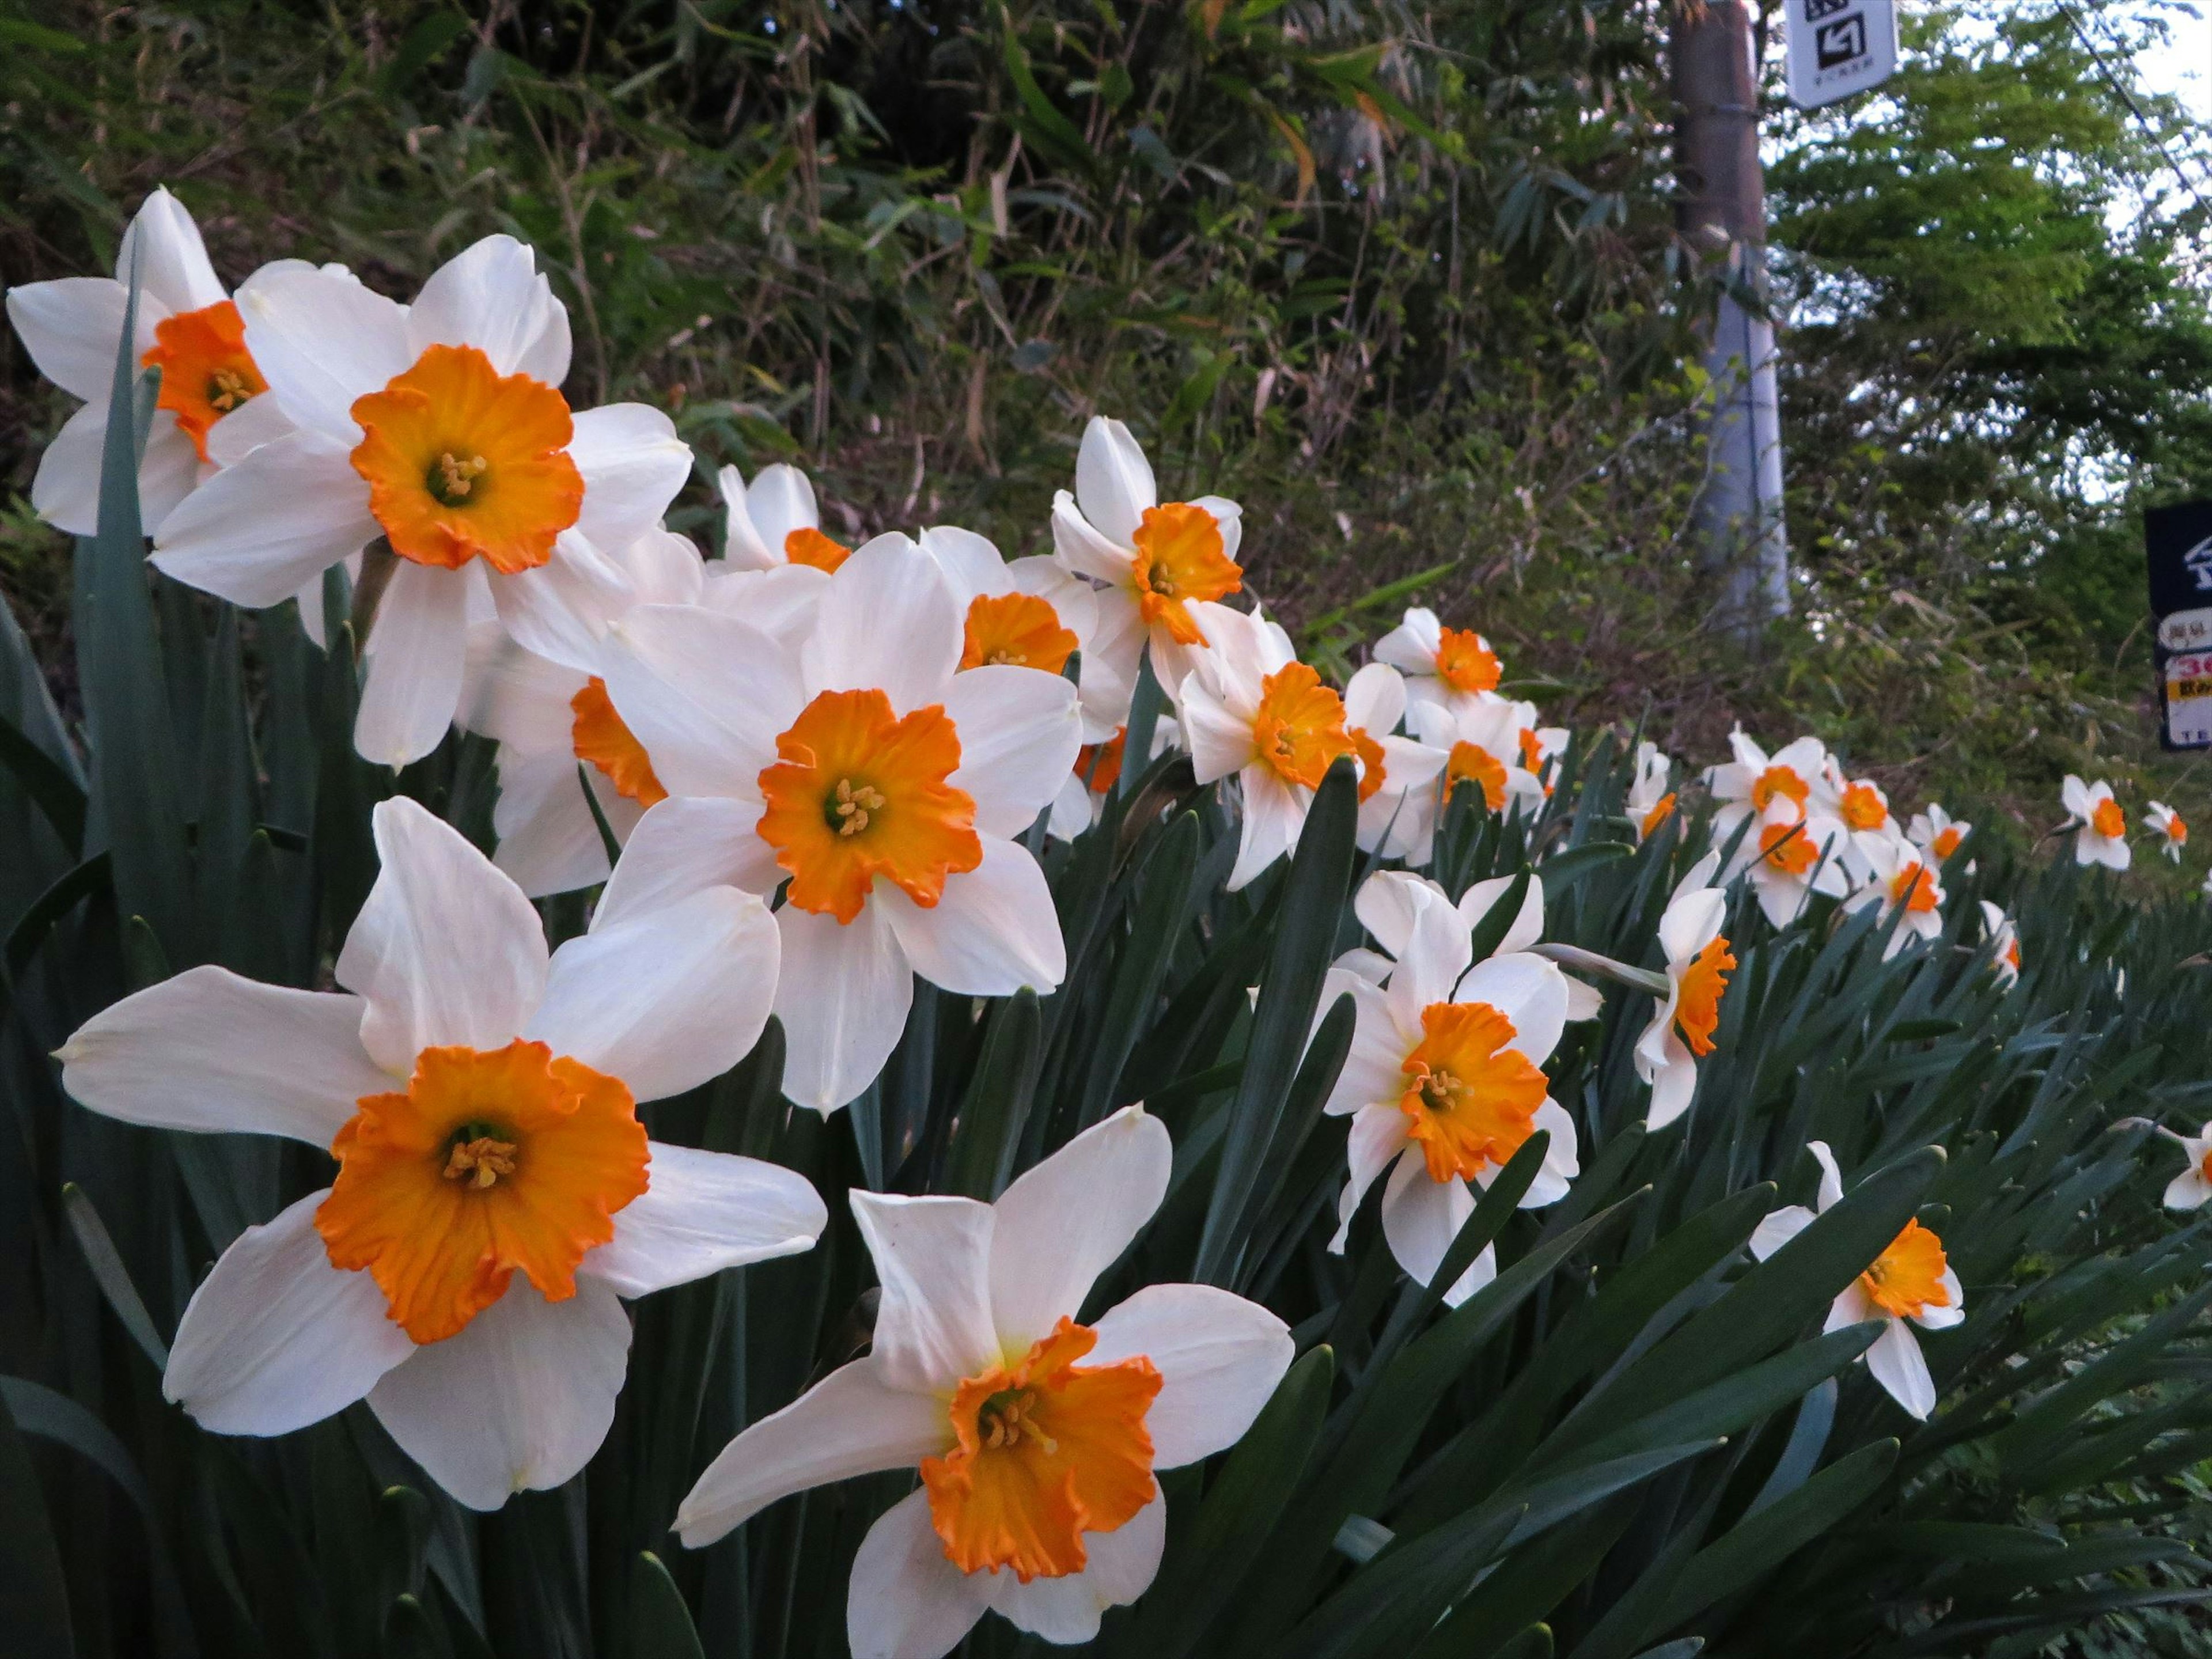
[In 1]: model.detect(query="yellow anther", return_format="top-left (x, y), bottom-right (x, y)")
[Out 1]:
top-left (442, 1134), bottom-right (518, 1189)
top-left (435, 452), bottom-right (490, 500)
top-left (831, 778), bottom-right (887, 837)
top-left (209, 368), bottom-right (254, 412)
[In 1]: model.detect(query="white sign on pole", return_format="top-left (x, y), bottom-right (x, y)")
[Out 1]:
top-left (1785, 0), bottom-right (1899, 108)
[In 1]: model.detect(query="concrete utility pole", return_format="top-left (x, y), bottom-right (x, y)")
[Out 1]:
top-left (1672, 0), bottom-right (1789, 637)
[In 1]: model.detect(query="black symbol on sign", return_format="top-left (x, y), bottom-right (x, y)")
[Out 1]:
top-left (1805, 0), bottom-right (1849, 18)
top-left (1816, 14), bottom-right (1868, 66)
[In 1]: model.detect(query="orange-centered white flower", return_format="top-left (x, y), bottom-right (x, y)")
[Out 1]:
top-left (916, 523), bottom-right (1117, 741)
top-left (1728, 800), bottom-right (1849, 928)
top-left (1340, 662), bottom-right (1447, 862)
top-left (1180, 603), bottom-right (1358, 889)
top-left (1323, 879), bottom-right (1579, 1304)
top-left (2061, 775), bottom-right (2131, 871)
top-left (1050, 416), bottom-right (1243, 699)
top-left (676, 1108), bottom-right (1293, 1659)
top-left (2160, 1121), bottom-right (2212, 1212)
top-left (1846, 834), bottom-right (1946, 957)
top-left (1706, 729), bottom-right (1830, 845)
top-left (7, 188), bottom-right (282, 537)
top-left (1408, 696), bottom-right (1546, 823)
top-left (1635, 855), bottom-right (1733, 1130)
top-left (56, 797), bottom-right (823, 1509)
top-left (153, 236), bottom-right (691, 770)
top-left (718, 461), bottom-right (856, 572)
top-left (1978, 900), bottom-right (2021, 989)
top-left (1374, 606), bottom-right (1507, 721)
top-left (1749, 1142), bottom-right (1963, 1419)
top-left (2146, 801), bottom-right (2190, 862)
top-left (1909, 802), bottom-right (1971, 866)
top-left (1624, 741), bottom-right (1678, 843)
top-left (1834, 777), bottom-right (1891, 834)
top-left (596, 536), bottom-right (1080, 1112)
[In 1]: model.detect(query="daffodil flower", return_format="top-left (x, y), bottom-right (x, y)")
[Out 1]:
top-left (1339, 663), bottom-right (1449, 861)
top-left (1320, 878), bottom-right (1579, 1304)
top-left (1047, 717), bottom-right (1180, 839)
top-left (1330, 869), bottom-right (1602, 1020)
top-left (1727, 799), bottom-right (1850, 928)
top-left (1705, 729), bottom-right (1831, 846)
top-left (1634, 853), bottom-right (1734, 1130)
top-left (2157, 1123), bottom-right (2212, 1210)
top-left (1049, 416), bottom-right (1243, 702)
top-left (1371, 605), bottom-right (1505, 722)
top-left (1977, 900), bottom-right (2021, 988)
top-left (1749, 1142), bottom-right (1961, 1419)
top-left (1907, 801), bottom-right (1971, 867)
top-left (149, 236), bottom-right (692, 768)
top-left (674, 1107), bottom-right (1293, 1659)
top-left (911, 524), bottom-right (1123, 741)
top-left (2145, 801), bottom-right (2189, 863)
top-left (6, 187), bottom-right (286, 536)
top-left (1406, 695), bottom-right (1546, 846)
top-left (1623, 740), bottom-right (1678, 843)
top-left (1845, 833), bottom-right (1946, 959)
top-left (1179, 601), bottom-right (1359, 889)
top-left (56, 798), bottom-right (822, 1508)
top-left (594, 536), bottom-right (1080, 1112)
top-left (717, 460), bottom-right (861, 573)
top-left (2060, 775), bottom-right (2131, 870)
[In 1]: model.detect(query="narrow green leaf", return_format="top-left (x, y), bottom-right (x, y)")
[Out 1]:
top-left (0, 1387), bottom-right (73, 1659)
top-left (627, 1551), bottom-right (706, 1659)
top-left (62, 1181), bottom-right (169, 1368)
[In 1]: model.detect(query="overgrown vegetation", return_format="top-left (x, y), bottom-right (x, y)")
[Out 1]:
top-left (5, 0), bottom-right (2208, 848)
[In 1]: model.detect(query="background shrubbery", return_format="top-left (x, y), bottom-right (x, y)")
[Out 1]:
top-left (3, 0), bottom-right (2210, 844)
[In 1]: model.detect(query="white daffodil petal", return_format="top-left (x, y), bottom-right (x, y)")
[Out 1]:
top-left (941, 666), bottom-right (1083, 838)
top-left (1381, 1157), bottom-right (1487, 1305)
top-left (483, 531), bottom-right (631, 672)
top-left (1074, 416), bottom-right (1156, 548)
top-left (368, 1277), bottom-right (630, 1512)
top-left (803, 538), bottom-right (963, 712)
top-left (772, 902), bottom-right (913, 1113)
top-left (405, 235), bottom-right (563, 381)
top-left (354, 560), bottom-right (469, 769)
top-left (745, 464), bottom-right (820, 554)
top-left (850, 1191), bottom-right (999, 1394)
top-left (336, 798), bottom-right (550, 1072)
top-left (593, 796), bottom-right (785, 927)
top-left (8, 275), bottom-right (127, 402)
top-left (150, 431), bottom-right (378, 608)
top-left (163, 1189), bottom-right (414, 1435)
top-left (1865, 1317), bottom-right (1937, 1420)
top-left (1228, 770), bottom-right (1306, 892)
top-left (1332, 1108), bottom-right (1412, 1251)
top-left (570, 403), bottom-right (692, 548)
top-left (846, 1488), bottom-right (994, 1659)
top-left (235, 261), bottom-right (411, 445)
top-left (119, 188), bottom-right (226, 316)
top-left (989, 1107), bottom-right (1172, 1354)
top-left (1087, 1283), bottom-right (1294, 1468)
top-left (59, 965), bottom-right (389, 1143)
top-left (582, 1142), bottom-right (826, 1298)
top-left (29, 400), bottom-right (117, 537)
top-left (1747, 1203), bottom-right (1816, 1260)
top-left (528, 886), bottom-right (778, 1101)
top-left (986, 1490), bottom-right (1167, 1642)
top-left (878, 836), bottom-right (1066, 998)
top-left (598, 604), bottom-right (799, 800)
top-left (491, 752), bottom-right (618, 899)
top-left (677, 1359), bottom-right (949, 1547)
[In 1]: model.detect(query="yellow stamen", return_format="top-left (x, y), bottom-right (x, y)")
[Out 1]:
top-left (442, 1134), bottom-right (518, 1189)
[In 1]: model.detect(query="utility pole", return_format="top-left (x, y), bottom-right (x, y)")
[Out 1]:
top-left (1672, 0), bottom-right (1789, 638)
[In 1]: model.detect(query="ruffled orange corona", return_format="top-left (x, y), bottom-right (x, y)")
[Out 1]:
top-left (570, 677), bottom-right (667, 807)
top-left (1446, 741), bottom-right (1509, 812)
top-left (142, 300), bottom-right (266, 462)
top-left (316, 1040), bottom-right (649, 1344)
top-left (784, 527), bottom-right (851, 572)
top-left (1759, 820), bottom-right (1817, 877)
top-left (349, 343), bottom-right (583, 574)
top-left (2092, 797), bottom-right (2126, 839)
top-left (1251, 664), bottom-right (1354, 788)
top-left (1128, 503), bottom-right (1241, 646)
top-left (960, 593), bottom-right (1078, 673)
top-left (1838, 782), bottom-right (1887, 831)
top-left (1398, 1002), bottom-right (1549, 1183)
top-left (1888, 859), bottom-right (1940, 914)
top-left (756, 688), bottom-right (982, 923)
top-left (1675, 935), bottom-right (1735, 1057)
top-left (1931, 824), bottom-right (1965, 861)
top-left (920, 1317), bottom-right (1161, 1582)
top-left (1858, 1219), bottom-right (1950, 1320)
top-left (1751, 766), bottom-right (1810, 815)
top-left (1640, 791), bottom-right (1678, 838)
top-left (1434, 627), bottom-right (1501, 696)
